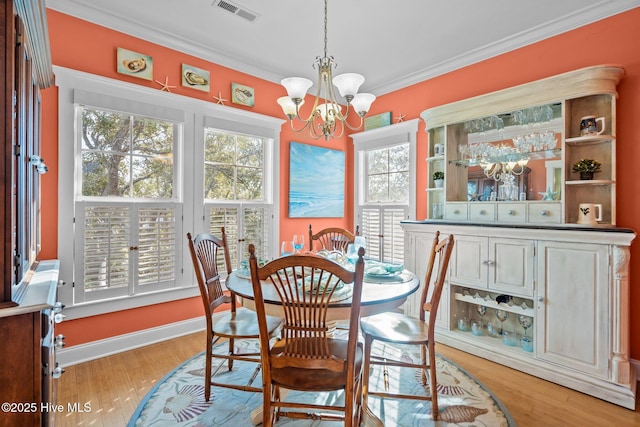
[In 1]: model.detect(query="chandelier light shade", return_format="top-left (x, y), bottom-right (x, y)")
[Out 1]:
top-left (277, 0), bottom-right (376, 140)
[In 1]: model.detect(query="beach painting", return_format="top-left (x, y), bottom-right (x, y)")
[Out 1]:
top-left (289, 142), bottom-right (344, 218)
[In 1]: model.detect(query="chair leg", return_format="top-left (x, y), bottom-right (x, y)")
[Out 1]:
top-left (428, 344), bottom-right (439, 420)
top-left (205, 338), bottom-right (212, 402)
top-left (419, 343), bottom-right (428, 386)
top-left (227, 337), bottom-right (234, 371)
top-left (362, 334), bottom-right (373, 406)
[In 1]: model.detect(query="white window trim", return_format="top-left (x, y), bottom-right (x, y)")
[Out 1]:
top-left (54, 66), bottom-right (283, 319)
top-left (350, 119), bottom-right (419, 222)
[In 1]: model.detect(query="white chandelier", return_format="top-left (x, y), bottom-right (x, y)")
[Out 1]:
top-left (277, 0), bottom-right (376, 141)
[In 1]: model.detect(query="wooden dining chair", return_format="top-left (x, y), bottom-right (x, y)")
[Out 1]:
top-left (308, 224), bottom-right (359, 252)
top-left (187, 229), bottom-right (283, 401)
top-left (248, 243), bottom-right (366, 427)
top-left (359, 231), bottom-right (454, 420)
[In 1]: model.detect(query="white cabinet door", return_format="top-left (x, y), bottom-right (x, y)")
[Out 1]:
top-left (450, 235), bottom-right (534, 297)
top-left (489, 238), bottom-right (535, 297)
top-left (449, 235), bottom-right (488, 288)
top-left (535, 240), bottom-right (609, 378)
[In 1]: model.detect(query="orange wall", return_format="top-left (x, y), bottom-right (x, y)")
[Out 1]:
top-left (41, 10), bottom-right (352, 346)
top-left (42, 8), bottom-right (640, 358)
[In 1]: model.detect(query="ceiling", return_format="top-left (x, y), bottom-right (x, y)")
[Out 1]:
top-left (47, 0), bottom-right (639, 96)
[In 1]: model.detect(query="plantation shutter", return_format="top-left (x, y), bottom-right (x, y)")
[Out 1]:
top-left (360, 207), bottom-right (406, 264)
top-left (208, 205), bottom-right (270, 269)
top-left (76, 202), bottom-right (180, 302)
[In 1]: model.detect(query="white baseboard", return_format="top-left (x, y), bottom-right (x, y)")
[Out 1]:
top-left (57, 316), bottom-right (207, 367)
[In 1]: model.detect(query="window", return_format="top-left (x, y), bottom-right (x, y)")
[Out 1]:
top-left (74, 105), bottom-right (181, 303)
top-left (351, 120), bottom-right (418, 263)
top-left (204, 128), bottom-right (273, 267)
top-left (55, 67), bottom-right (281, 316)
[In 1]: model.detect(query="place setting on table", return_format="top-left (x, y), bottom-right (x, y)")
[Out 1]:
top-left (231, 234), bottom-right (420, 321)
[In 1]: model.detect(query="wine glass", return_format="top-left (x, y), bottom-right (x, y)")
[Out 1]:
top-left (495, 309), bottom-right (508, 335)
top-left (292, 234), bottom-right (305, 253)
top-left (518, 314), bottom-right (533, 337)
top-left (281, 240), bottom-right (294, 257)
top-left (475, 304), bottom-right (487, 322)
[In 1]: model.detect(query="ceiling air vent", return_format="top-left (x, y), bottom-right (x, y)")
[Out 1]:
top-left (213, 0), bottom-right (260, 23)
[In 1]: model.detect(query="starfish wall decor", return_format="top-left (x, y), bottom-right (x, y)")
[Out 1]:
top-left (395, 113), bottom-right (406, 123)
top-left (154, 76), bottom-right (176, 92)
top-left (212, 91), bottom-right (228, 105)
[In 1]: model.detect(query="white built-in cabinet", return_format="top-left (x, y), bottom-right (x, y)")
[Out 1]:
top-left (421, 65), bottom-right (623, 226)
top-left (401, 222), bottom-right (636, 409)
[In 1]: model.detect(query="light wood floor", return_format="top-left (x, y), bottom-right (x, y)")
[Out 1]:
top-left (56, 331), bottom-right (639, 426)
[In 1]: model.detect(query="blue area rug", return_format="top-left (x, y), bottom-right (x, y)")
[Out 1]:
top-left (128, 337), bottom-right (516, 426)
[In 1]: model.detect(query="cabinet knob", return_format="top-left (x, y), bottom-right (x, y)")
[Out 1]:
top-left (537, 296), bottom-right (544, 302)
top-left (453, 209), bottom-right (460, 214)
top-left (479, 210), bottom-right (487, 215)
top-left (540, 210), bottom-right (549, 216)
top-left (508, 210), bottom-right (516, 216)
top-left (52, 364), bottom-right (65, 379)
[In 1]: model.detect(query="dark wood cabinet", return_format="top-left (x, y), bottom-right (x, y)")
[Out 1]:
top-left (0, 1), bottom-right (56, 426)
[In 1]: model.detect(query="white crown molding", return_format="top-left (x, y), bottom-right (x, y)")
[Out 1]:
top-left (47, 1), bottom-right (640, 96)
top-left (365, 0), bottom-right (640, 95)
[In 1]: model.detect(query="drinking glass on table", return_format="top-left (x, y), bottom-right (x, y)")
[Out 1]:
top-left (281, 241), bottom-right (294, 257)
top-left (292, 234), bottom-right (305, 253)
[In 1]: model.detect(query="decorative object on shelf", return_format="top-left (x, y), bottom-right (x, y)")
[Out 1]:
top-left (277, 0), bottom-right (375, 141)
top-left (572, 158), bottom-right (601, 180)
top-left (434, 143), bottom-right (445, 156)
top-left (580, 115), bottom-right (605, 136)
top-left (577, 203), bottom-right (602, 225)
top-left (457, 317), bottom-right (470, 332)
top-left (364, 112), bottom-right (392, 131)
top-left (212, 91), bottom-right (227, 105)
top-left (117, 47), bottom-right (153, 80)
top-left (432, 203), bottom-right (443, 219)
top-left (181, 64), bottom-right (210, 92)
top-left (154, 76), bottom-right (176, 92)
top-left (538, 186), bottom-right (559, 201)
top-left (231, 83), bottom-right (254, 107)
top-left (433, 171), bottom-right (445, 188)
top-left (395, 112), bottom-right (406, 123)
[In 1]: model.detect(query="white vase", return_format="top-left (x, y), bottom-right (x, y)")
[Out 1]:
top-left (434, 179), bottom-right (444, 188)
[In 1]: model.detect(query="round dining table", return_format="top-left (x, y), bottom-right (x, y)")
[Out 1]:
top-left (226, 266), bottom-right (420, 427)
top-left (226, 268), bottom-right (420, 321)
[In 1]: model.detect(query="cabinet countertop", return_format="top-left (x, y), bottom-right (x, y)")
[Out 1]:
top-left (402, 220), bottom-right (635, 234)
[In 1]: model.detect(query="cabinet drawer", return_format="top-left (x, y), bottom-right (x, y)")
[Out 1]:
top-left (528, 202), bottom-right (562, 224)
top-left (445, 203), bottom-right (468, 221)
top-left (469, 203), bottom-right (496, 222)
top-left (497, 203), bottom-right (527, 223)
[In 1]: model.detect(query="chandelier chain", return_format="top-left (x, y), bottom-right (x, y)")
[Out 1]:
top-left (323, 0), bottom-right (328, 59)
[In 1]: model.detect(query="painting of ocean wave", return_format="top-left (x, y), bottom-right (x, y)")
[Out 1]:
top-left (289, 142), bottom-right (345, 218)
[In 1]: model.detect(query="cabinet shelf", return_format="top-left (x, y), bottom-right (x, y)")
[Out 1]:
top-left (449, 330), bottom-right (535, 357)
top-left (565, 179), bottom-right (614, 186)
top-left (450, 148), bottom-right (561, 167)
top-left (426, 187), bottom-right (444, 192)
top-left (426, 155), bottom-right (445, 162)
top-left (454, 292), bottom-right (535, 317)
top-left (565, 135), bottom-right (614, 145)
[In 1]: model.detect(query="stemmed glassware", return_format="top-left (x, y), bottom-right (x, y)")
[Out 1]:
top-left (495, 309), bottom-right (508, 335)
top-left (475, 304), bottom-right (487, 322)
top-left (518, 314), bottom-right (533, 337)
top-left (292, 234), bottom-right (305, 253)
